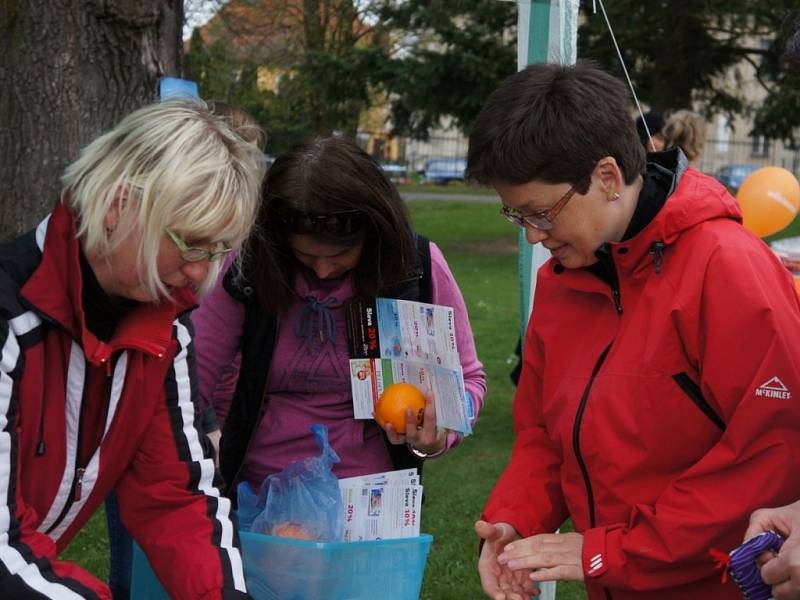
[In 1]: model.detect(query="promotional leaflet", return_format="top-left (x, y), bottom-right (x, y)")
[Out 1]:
top-left (338, 468), bottom-right (422, 541)
top-left (346, 297), bottom-right (472, 434)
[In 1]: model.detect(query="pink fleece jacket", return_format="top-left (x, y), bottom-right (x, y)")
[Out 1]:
top-left (192, 242), bottom-right (486, 486)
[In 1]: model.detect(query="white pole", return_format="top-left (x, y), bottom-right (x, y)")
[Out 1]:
top-left (514, 3), bottom-right (579, 599)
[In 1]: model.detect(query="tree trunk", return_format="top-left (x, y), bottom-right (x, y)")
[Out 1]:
top-left (0, 0), bottom-right (183, 240)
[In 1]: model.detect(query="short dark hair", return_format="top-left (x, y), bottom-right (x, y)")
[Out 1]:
top-left (635, 111), bottom-right (664, 147)
top-left (466, 61), bottom-right (645, 193)
top-left (243, 136), bottom-right (416, 314)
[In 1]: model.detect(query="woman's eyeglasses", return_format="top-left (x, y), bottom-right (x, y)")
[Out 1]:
top-left (166, 229), bottom-right (233, 262)
top-left (500, 186), bottom-right (577, 231)
top-left (280, 208), bottom-right (365, 238)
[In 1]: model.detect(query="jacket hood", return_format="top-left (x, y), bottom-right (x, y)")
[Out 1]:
top-left (636, 150), bottom-right (742, 247)
top-left (605, 150), bottom-right (743, 275)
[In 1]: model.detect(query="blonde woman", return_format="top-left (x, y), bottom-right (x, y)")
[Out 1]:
top-left (0, 100), bottom-right (263, 599)
top-left (662, 109), bottom-right (706, 164)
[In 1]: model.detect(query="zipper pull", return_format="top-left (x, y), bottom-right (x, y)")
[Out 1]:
top-left (73, 468), bottom-right (86, 501)
top-left (650, 241), bottom-right (665, 274)
top-left (612, 287), bottom-right (623, 314)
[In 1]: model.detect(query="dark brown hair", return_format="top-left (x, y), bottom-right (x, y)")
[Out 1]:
top-left (466, 61), bottom-right (645, 193)
top-left (243, 136), bottom-right (416, 314)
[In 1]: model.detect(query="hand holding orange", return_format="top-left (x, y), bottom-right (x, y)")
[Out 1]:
top-left (374, 382), bottom-right (425, 434)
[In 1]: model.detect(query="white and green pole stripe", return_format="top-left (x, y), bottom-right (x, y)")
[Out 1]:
top-left (514, 4), bottom-right (578, 598)
top-left (516, 0), bottom-right (579, 336)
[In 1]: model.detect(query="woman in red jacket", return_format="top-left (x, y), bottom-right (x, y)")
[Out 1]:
top-left (0, 99), bottom-right (263, 599)
top-left (467, 62), bottom-right (800, 600)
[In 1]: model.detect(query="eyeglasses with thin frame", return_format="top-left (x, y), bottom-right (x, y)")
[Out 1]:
top-left (500, 186), bottom-right (578, 231)
top-left (166, 229), bottom-right (232, 263)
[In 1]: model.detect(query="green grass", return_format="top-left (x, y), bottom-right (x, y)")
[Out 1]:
top-left (398, 181), bottom-right (497, 196)
top-left (765, 212), bottom-right (800, 243)
top-left (61, 511), bottom-right (109, 578)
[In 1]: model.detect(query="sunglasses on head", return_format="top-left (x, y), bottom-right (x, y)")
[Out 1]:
top-left (280, 208), bottom-right (365, 238)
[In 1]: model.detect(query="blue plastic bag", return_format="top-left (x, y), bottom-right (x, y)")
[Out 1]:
top-left (237, 424), bottom-right (344, 542)
top-left (237, 477), bottom-right (269, 533)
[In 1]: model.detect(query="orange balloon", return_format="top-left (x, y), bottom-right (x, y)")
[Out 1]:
top-left (795, 275), bottom-right (800, 296)
top-left (736, 167), bottom-right (800, 237)
top-left (374, 383), bottom-right (425, 433)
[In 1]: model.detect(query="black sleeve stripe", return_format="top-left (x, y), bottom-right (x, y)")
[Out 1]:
top-left (160, 316), bottom-right (247, 594)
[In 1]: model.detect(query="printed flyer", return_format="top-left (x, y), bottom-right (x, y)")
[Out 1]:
top-left (338, 469), bottom-right (422, 541)
top-left (346, 297), bottom-right (472, 434)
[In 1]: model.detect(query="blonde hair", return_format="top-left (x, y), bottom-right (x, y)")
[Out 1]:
top-left (61, 99), bottom-right (265, 300)
top-left (662, 110), bottom-right (706, 161)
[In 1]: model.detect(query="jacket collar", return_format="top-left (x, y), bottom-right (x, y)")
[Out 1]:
top-left (603, 149), bottom-right (741, 275)
top-left (20, 203), bottom-right (197, 365)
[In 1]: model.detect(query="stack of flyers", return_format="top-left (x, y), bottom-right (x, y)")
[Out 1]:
top-left (338, 469), bottom-right (423, 542)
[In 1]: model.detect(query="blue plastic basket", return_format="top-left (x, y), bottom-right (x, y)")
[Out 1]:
top-left (131, 532), bottom-right (433, 599)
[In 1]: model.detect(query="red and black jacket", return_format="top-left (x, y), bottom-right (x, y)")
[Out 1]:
top-left (0, 204), bottom-right (249, 599)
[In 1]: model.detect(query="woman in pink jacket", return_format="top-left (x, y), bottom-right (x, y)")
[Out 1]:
top-left (192, 136), bottom-right (486, 498)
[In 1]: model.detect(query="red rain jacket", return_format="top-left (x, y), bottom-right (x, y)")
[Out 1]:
top-left (484, 165), bottom-right (800, 599)
top-left (0, 204), bottom-right (248, 599)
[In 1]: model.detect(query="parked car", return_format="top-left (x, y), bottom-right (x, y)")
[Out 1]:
top-left (714, 163), bottom-right (759, 190)
top-left (423, 157), bottom-right (466, 185)
top-left (379, 162), bottom-right (410, 185)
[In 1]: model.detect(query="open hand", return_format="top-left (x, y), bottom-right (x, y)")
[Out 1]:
top-left (498, 531), bottom-right (584, 584)
top-left (476, 520), bottom-right (540, 599)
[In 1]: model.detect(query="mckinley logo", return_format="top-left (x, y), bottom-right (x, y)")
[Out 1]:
top-left (755, 377), bottom-right (792, 400)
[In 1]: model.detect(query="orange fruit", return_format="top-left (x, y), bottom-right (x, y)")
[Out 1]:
top-left (374, 382), bottom-right (425, 434)
top-left (271, 522), bottom-right (313, 540)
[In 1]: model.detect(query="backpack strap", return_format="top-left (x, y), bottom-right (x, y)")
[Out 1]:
top-left (415, 234), bottom-right (433, 304)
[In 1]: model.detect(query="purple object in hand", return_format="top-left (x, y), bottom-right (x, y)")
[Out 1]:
top-left (728, 531), bottom-right (784, 600)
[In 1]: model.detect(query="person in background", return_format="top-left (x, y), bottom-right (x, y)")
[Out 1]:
top-left (634, 110), bottom-right (665, 153)
top-left (0, 99), bottom-right (263, 598)
top-left (103, 100), bottom-right (265, 600)
top-left (192, 135), bottom-right (486, 503)
top-left (467, 61), bottom-right (800, 600)
top-left (743, 24), bottom-right (800, 600)
top-left (662, 109), bottom-right (706, 165)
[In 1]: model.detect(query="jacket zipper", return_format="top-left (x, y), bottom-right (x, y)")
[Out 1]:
top-left (572, 343), bottom-right (612, 529)
top-left (573, 343), bottom-right (615, 600)
top-left (45, 354), bottom-right (112, 535)
top-left (649, 241), bottom-right (665, 274)
top-left (595, 244), bottom-right (623, 315)
top-left (610, 287), bottom-right (622, 314)
top-left (672, 372), bottom-right (726, 431)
